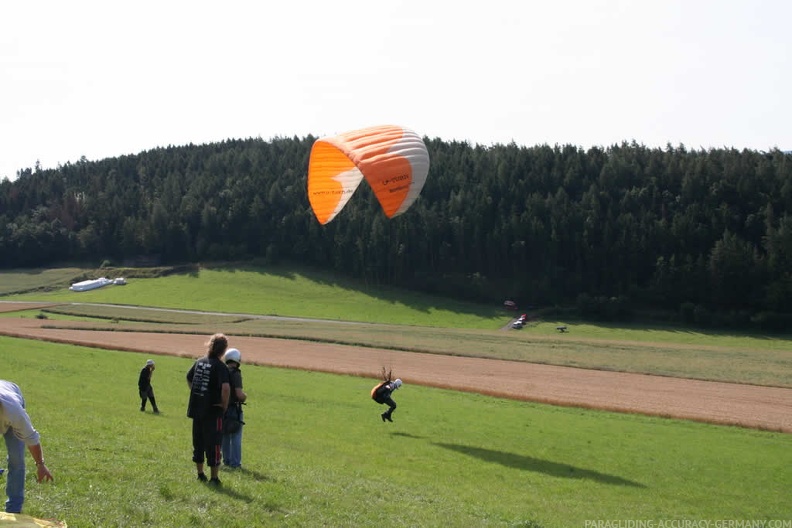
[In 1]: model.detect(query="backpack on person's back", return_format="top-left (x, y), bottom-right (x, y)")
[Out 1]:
top-left (370, 381), bottom-right (390, 403)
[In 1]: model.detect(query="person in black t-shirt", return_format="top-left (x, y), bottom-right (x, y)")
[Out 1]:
top-left (186, 333), bottom-right (230, 485)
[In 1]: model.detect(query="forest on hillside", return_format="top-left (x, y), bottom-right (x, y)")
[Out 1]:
top-left (2, 137), bottom-right (791, 330)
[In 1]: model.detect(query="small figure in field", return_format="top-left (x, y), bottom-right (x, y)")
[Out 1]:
top-left (371, 368), bottom-right (402, 423)
top-left (138, 359), bottom-right (160, 413)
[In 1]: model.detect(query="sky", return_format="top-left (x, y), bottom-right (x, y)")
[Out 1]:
top-left (2, 0), bottom-right (791, 181)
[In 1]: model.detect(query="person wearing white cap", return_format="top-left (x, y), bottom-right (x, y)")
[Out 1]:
top-left (371, 378), bottom-right (403, 422)
top-left (221, 348), bottom-right (247, 469)
top-left (138, 359), bottom-right (159, 413)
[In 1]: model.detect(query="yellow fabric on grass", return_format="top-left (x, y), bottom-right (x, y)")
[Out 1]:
top-left (0, 513), bottom-right (66, 527)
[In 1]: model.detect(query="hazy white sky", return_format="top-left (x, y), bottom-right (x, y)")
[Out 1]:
top-left (2, 0), bottom-right (790, 181)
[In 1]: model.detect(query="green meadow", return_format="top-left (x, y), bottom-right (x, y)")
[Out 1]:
top-left (2, 265), bottom-right (792, 526)
top-left (1, 265), bottom-right (507, 328)
top-left (6, 337), bottom-right (792, 528)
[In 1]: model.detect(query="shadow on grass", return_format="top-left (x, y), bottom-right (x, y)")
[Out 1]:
top-left (236, 466), bottom-right (275, 482)
top-left (434, 443), bottom-right (645, 488)
top-left (390, 431), bottom-right (424, 439)
top-left (206, 483), bottom-right (255, 501)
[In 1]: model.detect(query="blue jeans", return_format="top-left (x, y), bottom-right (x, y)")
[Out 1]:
top-left (221, 410), bottom-right (243, 468)
top-left (4, 426), bottom-right (26, 513)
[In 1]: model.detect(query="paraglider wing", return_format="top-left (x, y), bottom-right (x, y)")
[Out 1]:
top-left (307, 125), bottom-right (430, 224)
top-left (307, 139), bottom-right (365, 225)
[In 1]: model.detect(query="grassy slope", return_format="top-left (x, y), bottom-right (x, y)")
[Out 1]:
top-left (3, 266), bottom-right (791, 526)
top-left (0, 268), bottom-right (87, 295)
top-left (8, 337), bottom-right (792, 528)
top-left (2, 265), bottom-right (505, 328)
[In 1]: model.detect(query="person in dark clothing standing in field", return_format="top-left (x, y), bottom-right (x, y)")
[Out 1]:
top-left (138, 359), bottom-right (159, 413)
top-left (186, 333), bottom-right (230, 486)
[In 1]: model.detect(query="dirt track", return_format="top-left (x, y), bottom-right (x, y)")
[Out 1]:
top-left (1, 306), bottom-right (791, 433)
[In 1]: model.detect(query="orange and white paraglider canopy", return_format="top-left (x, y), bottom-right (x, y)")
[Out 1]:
top-left (307, 125), bottom-right (430, 224)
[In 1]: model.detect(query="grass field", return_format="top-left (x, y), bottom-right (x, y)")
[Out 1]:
top-left (0, 268), bottom-right (87, 296)
top-left (1, 265), bottom-right (507, 329)
top-left (2, 265), bottom-right (792, 526)
top-left (6, 336), bottom-right (792, 527)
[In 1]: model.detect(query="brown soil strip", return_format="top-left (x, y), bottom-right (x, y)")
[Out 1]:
top-left (0, 315), bottom-right (789, 433)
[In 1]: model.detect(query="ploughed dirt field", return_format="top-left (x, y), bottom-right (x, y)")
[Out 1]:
top-left (1, 302), bottom-right (791, 433)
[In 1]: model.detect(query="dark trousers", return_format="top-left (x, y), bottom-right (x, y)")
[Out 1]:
top-left (381, 396), bottom-right (397, 418)
top-left (192, 409), bottom-right (224, 467)
top-left (139, 386), bottom-right (158, 411)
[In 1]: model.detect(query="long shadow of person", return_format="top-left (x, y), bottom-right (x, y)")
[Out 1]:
top-left (206, 484), bottom-right (255, 501)
top-left (390, 432), bottom-right (424, 440)
top-left (236, 466), bottom-right (275, 483)
top-left (434, 442), bottom-right (645, 488)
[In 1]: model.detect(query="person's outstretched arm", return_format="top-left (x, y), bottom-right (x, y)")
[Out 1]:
top-left (27, 443), bottom-right (53, 482)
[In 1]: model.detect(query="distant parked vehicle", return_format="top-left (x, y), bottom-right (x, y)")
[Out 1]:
top-left (512, 321), bottom-right (524, 329)
top-left (69, 277), bottom-right (126, 291)
top-left (69, 277), bottom-right (113, 292)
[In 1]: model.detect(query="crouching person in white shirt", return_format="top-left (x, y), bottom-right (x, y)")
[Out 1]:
top-left (0, 380), bottom-right (53, 513)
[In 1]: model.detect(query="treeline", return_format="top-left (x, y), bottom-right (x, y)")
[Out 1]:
top-left (2, 137), bottom-right (791, 329)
